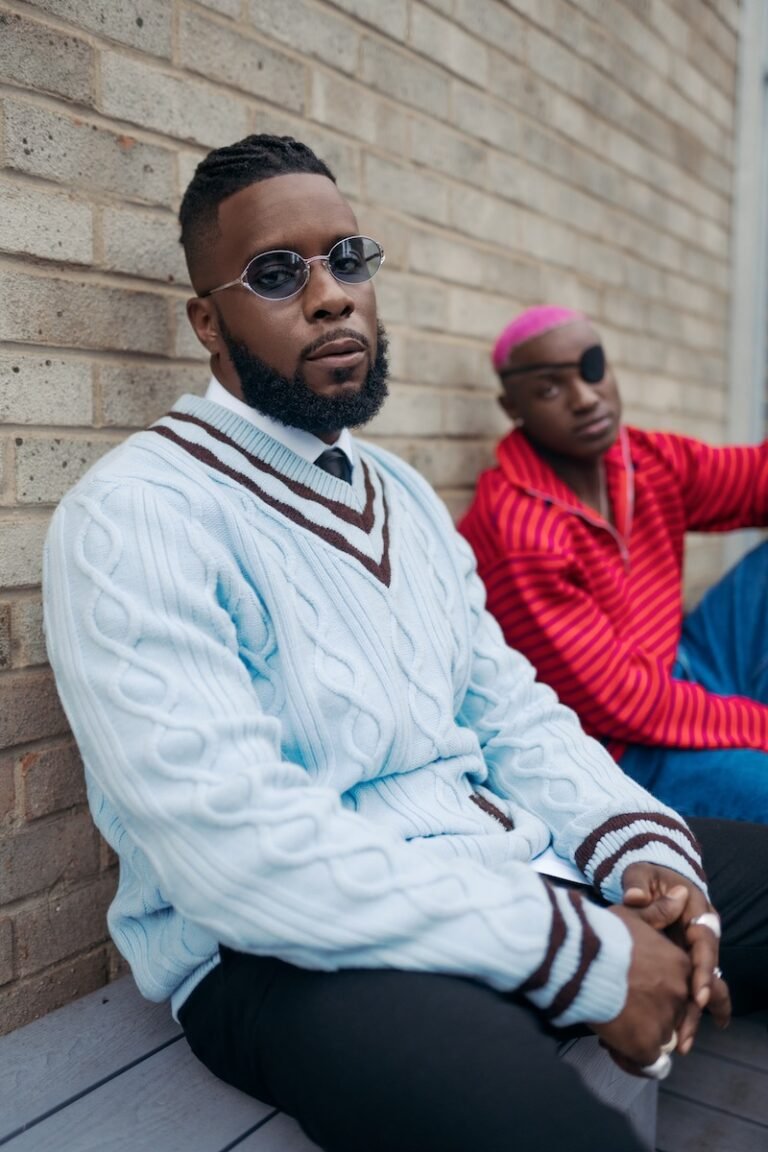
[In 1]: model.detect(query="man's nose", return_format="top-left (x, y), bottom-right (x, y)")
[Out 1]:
top-left (568, 377), bottom-right (599, 410)
top-left (302, 261), bottom-right (354, 321)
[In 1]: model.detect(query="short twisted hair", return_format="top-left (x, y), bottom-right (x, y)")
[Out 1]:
top-left (179, 134), bottom-right (335, 285)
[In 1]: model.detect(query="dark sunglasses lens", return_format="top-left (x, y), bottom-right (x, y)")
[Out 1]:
top-left (579, 344), bottom-right (605, 383)
top-left (329, 236), bottom-right (382, 284)
top-left (244, 251), bottom-right (307, 299)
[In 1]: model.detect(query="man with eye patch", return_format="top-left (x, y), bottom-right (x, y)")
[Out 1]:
top-left (459, 305), bottom-right (768, 824)
top-left (44, 141), bottom-right (768, 1152)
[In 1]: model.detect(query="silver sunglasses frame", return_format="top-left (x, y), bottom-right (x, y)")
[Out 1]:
top-left (199, 235), bottom-right (385, 301)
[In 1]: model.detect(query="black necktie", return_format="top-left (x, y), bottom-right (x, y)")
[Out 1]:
top-left (314, 447), bottom-right (351, 484)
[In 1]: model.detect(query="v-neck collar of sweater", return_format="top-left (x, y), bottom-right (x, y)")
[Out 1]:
top-left (167, 394), bottom-right (368, 509)
top-left (150, 394), bottom-right (392, 586)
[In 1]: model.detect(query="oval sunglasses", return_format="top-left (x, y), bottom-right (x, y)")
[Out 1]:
top-left (199, 235), bottom-right (385, 301)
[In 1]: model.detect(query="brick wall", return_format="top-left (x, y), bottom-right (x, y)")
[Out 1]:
top-left (0, 0), bottom-right (742, 1031)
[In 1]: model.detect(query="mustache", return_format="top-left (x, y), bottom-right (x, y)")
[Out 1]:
top-left (301, 327), bottom-right (371, 359)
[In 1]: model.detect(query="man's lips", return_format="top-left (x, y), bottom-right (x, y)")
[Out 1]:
top-left (304, 337), bottom-right (367, 372)
top-left (305, 338), bottom-right (366, 361)
top-left (574, 413), bottom-right (614, 437)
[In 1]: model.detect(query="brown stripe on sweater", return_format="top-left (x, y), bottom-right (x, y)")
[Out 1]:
top-left (544, 889), bottom-right (601, 1021)
top-left (575, 812), bottom-right (701, 874)
top-left (469, 793), bottom-right (515, 831)
top-left (153, 425), bottom-right (392, 587)
top-left (592, 833), bottom-right (706, 889)
top-left (165, 410), bottom-right (377, 532)
top-left (519, 883), bottom-right (566, 994)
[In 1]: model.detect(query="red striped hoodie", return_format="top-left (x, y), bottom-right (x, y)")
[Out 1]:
top-left (459, 426), bottom-right (768, 759)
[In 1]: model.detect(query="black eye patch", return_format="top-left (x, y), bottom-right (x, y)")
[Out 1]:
top-left (499, 343), bottom-right (606, 384)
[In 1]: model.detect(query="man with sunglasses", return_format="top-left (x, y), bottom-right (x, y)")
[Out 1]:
top-left (44, 140), bottom-right (768, 1152)
top-left (460, 306), bottom-right (768, 823)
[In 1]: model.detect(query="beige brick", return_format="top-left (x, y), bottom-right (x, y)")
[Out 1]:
top-left (100, 51), bottom-right (250, 147)
top-left (29, 0), bottom-right (171, 56)
top-left (375, 270), bottom-right (451, 333)
top-left (0, 183), bottom-right (93, 265)
top-left (447, 285), bottom-right (521, 342)
top-left (193, 0), bottom-right (241, 15)
top-left (409, 4), bottom-right (489, 86)
top-left (0, 356), bottom-right (93, 427)
top-left (0, 518), bottom-right (49, 589)
top-left (310, 72), bottom-right (410, 157)
top-left (450, 84), bottom-right (519, 154)
top-left (0, 11), bottom-right (94, 104)
top-left (0, 808), bottom-right (99, 904)
top-left (443, 391), bottom-right (508, 438)
top-left (453, 0), bottom-right (526, 57)
top-left (409, 118), bottom-right (486, 185)
top-left (389, 333), bottom-right (492, 390)
top-left (10, 597), bottom-right (46, 668)
top-left (0, 270), bottom-right (169, 354)
top-left (21, 741), bottom-right (86, 821)
top-left (1, 100), bottom-right (176, 206)
top-left (364, 155), bottom-right (449, 225)
top-left (365, 384), bottom-right (444, 438)
top-left (0, 668), bottom-right (70, 752)
top-left (0, 918), bottom-right (13, 986)
top-left (100, 363), bottom-right (206, 428)
top-left (361, 38), bottom-right (451, 120)
top-left (0, 948), bottom-right (108, 1038)
top-left (327, 0), bottom-right (407, 40)
top-left (15, 435), bottom-right (115, 505)
top-left (0, 605), bottom-right (9, 672)
top-left (449, 186), bottom-right (521, 249)
top-left (408, 229), bottom-right (542, 301)
top-left (384, 436), bottom-right (493, 488)
top-left (102, 206), bottom-right (188, 285)
top-left (0, 752), bottom-right (14, 825)
top-left (248, 0), bottom-right (359, 74)
top-left (178, 12), bottom-right (305, 114)
top-left (16, 874), bottom-right (115, 976)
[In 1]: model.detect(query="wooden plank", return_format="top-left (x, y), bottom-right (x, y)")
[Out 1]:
top-left (656, 1094), bottom-right (768, 1152)
top-left (660, 1048), bottom-right (768, 1126)
top-left (0, 977), bottom-right (181, 1143)
top-left (4, 1040), bottom-right (272, 1152)
top-left (231, 1113), bottom-right (321, 1151)
top-left (692, 1011), bottom-right (768, 1071)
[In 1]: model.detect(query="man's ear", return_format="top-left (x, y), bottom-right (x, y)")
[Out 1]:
top-left (498, 390), bottom-right (518, 423)
top-left (186, 297), bottom-right (221, 353)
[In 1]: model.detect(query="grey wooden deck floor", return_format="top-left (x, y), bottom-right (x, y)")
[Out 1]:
top-left (657, 1009), bottom-right (768, 1152)
top-left (1, 976), bottom-right (765, 1151)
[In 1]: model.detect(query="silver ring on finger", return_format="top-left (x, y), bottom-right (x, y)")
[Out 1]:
top-left (689, 912), bottom-right (721, 938)
top-left (713, 966), bottom-right (723, 981)
top-left (640, 1052), bottom-right (673, 1080)
top-left (660, 1030), bottom-right (678, 1055)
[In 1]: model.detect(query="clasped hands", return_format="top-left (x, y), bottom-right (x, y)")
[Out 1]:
top-left (591, 862), bottom-right (732, 1078)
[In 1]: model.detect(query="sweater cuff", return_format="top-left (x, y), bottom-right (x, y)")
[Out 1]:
top-left (574, 811), bottom-right (706, 904)
top-left (521, 883), bottom-right (631, 1027)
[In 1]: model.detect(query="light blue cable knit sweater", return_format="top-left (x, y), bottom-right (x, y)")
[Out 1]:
top-left (43, 394), bottom-right (705, 1025)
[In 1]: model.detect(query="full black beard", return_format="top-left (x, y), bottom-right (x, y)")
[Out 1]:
top-left (218, 318), bottom-right (390, 435)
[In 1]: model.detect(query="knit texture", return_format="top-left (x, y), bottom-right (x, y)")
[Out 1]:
top-left (459, 426), bottom-right (768, 760)
top-left (44, 395), bottom-right (704, 1026)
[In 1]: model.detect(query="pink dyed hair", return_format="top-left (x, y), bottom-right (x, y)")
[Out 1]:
top-left (492, 306), bottom-right (587, 371)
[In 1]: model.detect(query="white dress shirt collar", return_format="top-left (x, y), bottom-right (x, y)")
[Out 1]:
top-left (204, 376), bottom-right (355, 472)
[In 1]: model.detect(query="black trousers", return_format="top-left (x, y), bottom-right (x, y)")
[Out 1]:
top-left (179, 819), bottom-right (768, 1152)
